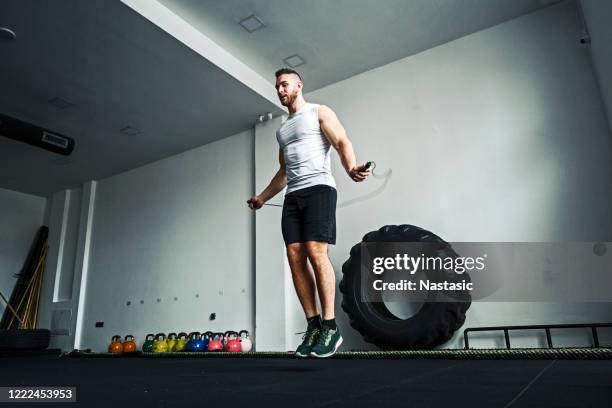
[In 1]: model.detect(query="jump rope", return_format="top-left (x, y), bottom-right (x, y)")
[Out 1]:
top-left (262, 161), bottom-right (392, 209)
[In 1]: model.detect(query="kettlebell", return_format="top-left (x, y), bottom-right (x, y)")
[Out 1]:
top-left (239, 330), bottom-right (253, 352)
top-left (194, 332), bottom-right (206, 351)
top-left (185, 331), bottom-right (195, 351)
top-left (122, 335), bottom-right (137, 353)
top-left (202, 331), bottom-right (213, 351)
top-left (222, 330), bottom-right (231, 347)
top-left (108, 335), bottom-right (123, 353)
top-left (224, 331), bottom-right (241, 353)
top-left (153, 333), bottom-right (168, 353)
top-left (207, 332), bottom-right (224, 352)
top-left (167, 332), bottom-right (177, 352)
top-left (185, 332), bottom-right (201, 351)
top-left (142, 333), bottom-right (155, 352)
top-left (174, 332), bottom-right (188, 352)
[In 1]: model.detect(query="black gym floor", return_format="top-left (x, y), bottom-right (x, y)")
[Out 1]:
top-left (1, 356), bottom-right (611, 407)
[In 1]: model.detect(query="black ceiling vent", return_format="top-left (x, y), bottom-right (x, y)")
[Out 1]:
top-left (0, 113), bottom-right (75, 156)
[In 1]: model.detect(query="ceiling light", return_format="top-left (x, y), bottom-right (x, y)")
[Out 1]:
top-left (283, 54), bottom-right (306, 68)
top-left (120, 126), bottom-right (141, 136)
top-left (49, 97), bottom-right (74, 110)
top-left (0, 27), bottom-right (16, 41)
top-left (239, 15), bottom-right (265, 33)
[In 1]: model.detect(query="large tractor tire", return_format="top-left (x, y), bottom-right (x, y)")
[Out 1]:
top-left (340, 225), bottom-right (471, 350)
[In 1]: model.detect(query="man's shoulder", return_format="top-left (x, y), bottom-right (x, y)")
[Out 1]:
top-left (316, 104), bottom-right (335, 122)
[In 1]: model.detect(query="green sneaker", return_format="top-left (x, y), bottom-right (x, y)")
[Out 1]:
top-left (310, 327), bottom-right (343, 358)
top-left (295, 327), bottom-right (320, 358)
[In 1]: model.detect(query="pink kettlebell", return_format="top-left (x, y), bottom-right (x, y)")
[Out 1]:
top-left (239, 330), bottom-right (253, 352)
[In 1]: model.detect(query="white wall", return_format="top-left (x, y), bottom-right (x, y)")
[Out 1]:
top-left (74, 130), bottom-right (254, 351)
top-left (0, 187), bottom-right (47, 323)
top-left (37, 129), bottom-right (254, 351)
top-left (254, 117), bottom-right (292, 351)
top-left (288, 0), bottom-right (612, 350)
top-left (581, 0), bottom-right (612, 132)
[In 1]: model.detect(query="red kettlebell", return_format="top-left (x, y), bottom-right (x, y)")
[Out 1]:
top-left (108, 335), bottom-right (123, 353)
top-left (224, 331), bottom-right (241, 353)
top-left (207, 332), bottom-right (224, 352)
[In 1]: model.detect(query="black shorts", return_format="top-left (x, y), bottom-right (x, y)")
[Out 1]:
top-left (281, 184), bottom-right (337, 245)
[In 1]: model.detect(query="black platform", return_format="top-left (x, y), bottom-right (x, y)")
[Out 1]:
top-left (1, 352), bottom-right (611, 407)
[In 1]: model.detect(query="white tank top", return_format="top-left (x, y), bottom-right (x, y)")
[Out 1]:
top-left (276, 103), bottom-right (336, 194)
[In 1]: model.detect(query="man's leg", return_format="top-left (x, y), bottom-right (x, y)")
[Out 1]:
top-left (305, 240), bottom-right (343, 358)
top-left (286, 242), bottom-right (319, 319)
top-left (304, 241), bottom-right (335, 320)
top-left (287, 242), bottom-right (323, 358)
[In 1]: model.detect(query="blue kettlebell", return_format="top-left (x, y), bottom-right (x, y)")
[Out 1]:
top-left (185, 331), bottom-right (199, 351)
top-left (202, 331), bottom-right (213, 350)
top-left (192, 332), bottom-right (205, 351)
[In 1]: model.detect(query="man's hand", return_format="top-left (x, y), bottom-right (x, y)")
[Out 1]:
top-left (348, 163), bottom-right (372, 182)
top-left (247, 195), bottom-right (265, 210)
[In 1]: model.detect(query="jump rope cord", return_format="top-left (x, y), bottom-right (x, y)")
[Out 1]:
top-left (263, 161), bottom-right (392, 209)
top-left (338, 162), bottom-right (392, 208)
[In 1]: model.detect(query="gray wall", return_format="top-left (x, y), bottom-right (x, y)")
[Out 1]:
top-left (298, 0), bottom-right (612, 349)
top-left (581, 0), bottom-right (612, 132)
top-left (36, 187), bottom-right (86, 351)
top-left (0, 187), bottom-right (47, 321)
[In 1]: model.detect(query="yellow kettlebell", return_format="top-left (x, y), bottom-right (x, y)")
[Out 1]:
top-left (152, 333), bottom-right (168, 353)
top-left (167, 332), bottom-right (177, 352)
top-left (174, 332), bottom-right (188, 352)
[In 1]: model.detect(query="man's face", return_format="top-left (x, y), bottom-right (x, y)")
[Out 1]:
top-left (275, 74), bottom-right (302, 106)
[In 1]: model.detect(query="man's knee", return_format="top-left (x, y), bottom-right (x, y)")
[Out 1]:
top-left (305, 241), bottom-right (329, 265)
top-left (286, 243), bottom-right (307, 264)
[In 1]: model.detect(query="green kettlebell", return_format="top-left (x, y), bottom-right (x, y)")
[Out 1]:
top-left (142, 333), bottom-right (155, 352)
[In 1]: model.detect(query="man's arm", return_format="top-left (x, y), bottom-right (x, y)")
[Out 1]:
top-left (259, 149), bottom-right (288, 201)
top-left (318, 105), bottom-right (370, 182)
top-left (247, 149), bottom-right (287, 209)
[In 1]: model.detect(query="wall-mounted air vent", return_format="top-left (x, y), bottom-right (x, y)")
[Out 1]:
top-left (0, 113), bottom-right (75, 155)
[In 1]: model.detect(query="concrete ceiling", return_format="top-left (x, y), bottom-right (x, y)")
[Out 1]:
top-left (0, 0), bottom-right (563, 197)
top-left (158, 0), bottom-right (562, 92)
top-left (0, 0), bottom-right (284, 197)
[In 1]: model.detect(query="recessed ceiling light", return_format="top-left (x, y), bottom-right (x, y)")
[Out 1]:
top-left (283, 54), bottom-right (306, 68)
top-left (49, 97), bottom-right (74, 110)
top-left (239, 14), bottom-right (265, 33)
top-left (0, 27), bottom-right (16, 41)
top-left (120, 126), bottom-right (141, 136)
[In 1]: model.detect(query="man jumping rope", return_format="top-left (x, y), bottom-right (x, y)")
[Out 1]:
top-left (247, 68), bottom-right (371, 358)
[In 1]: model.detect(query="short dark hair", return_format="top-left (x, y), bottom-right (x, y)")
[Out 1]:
top-left (275, 67), bottom-right (302, 81)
